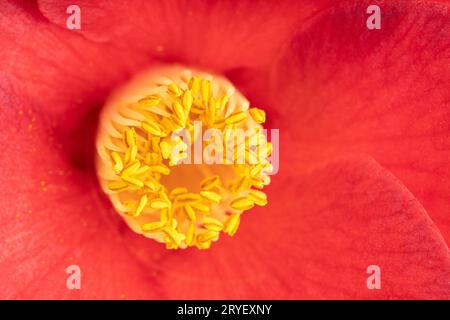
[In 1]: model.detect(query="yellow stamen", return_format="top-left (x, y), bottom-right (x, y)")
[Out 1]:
top-left (133, 194), bottom-right (148, 216)
top-left (200, 175), bottom-right (221, 190)
top-left (107, 180), bottom-right (128, 191)
top-left (96, 66), bottom-right (272, 250)
top-left (138, 95), bottom-right (160, 107)
top-left (141, 221), bottom-right (166, 232)
top-left (249, 107), bottom-right (266, 124)
top-left (111, 152), bottom-right (123, 173)
top-left (200, 191), bottom-right (221, 203)
top-left (142, 120), bottom-right (166, 137)
top-left (149, 198), bottom-right (170, 209)
top-left (224, 213), bottom-right (240, 236)
top-left (225, 111), bottom-right (247, 125)
top-left (230, 197), bottom-right (255, 211)
top-left (202, 217), bottom-right (224, 232)
top-left (184, 204), bottom-right (197, 221)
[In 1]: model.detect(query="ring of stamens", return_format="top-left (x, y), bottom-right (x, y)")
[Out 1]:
top-left (96, 65), bottom-right (272, 249)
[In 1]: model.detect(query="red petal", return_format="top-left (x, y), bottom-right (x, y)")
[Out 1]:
top-left (0, 81), bottom-right (162, 299)
top-left (137, 156), bottom-right (450, 299)
top-left (262, 0), bottom-right (450, 242)
top-left (0, 1), bottom-right (153, 122)
top-left (37, 0), bottom-right (331, 70)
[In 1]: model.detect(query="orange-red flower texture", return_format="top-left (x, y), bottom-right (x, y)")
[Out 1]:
top-left (0, 0), bottom-right (449, 299)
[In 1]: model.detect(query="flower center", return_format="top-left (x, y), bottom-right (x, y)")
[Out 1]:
top-left (96, 65), bottom-right (272, 249)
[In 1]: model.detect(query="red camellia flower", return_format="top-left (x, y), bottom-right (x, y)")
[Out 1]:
top-left (1, 0), bottom-right (449, 299)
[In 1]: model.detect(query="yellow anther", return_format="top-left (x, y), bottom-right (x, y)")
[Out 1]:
top-left (138, 95), bottom-right (160, 106)
top-left (197, 231), bottom-right (218, 243)
top-left (250, 163), bottom-right (264, 177)
top-left (111, 152), bottom-right (123, 173)
top-left (176, 193), bottom-right (201, 202)
top-left (160, 208), bottom-right (170, 223)
top-left (200, 175), bottom-right (221, 190)
top-left (149, 198), bottom-right (170, 209)
top-left (168, 83), bottom-right (182, 97)
top-left (124, 128), bottom-right (137, 147)
top-left (224, 213), bottom-right (240, 236)
top-left (201, 79), bottom-right (211, 103)
top-left (144, 178), bottom-right (160, 192)
top-left (107, 180), bottom-right (128, 191)
top-left (225, 111), bottom-right (247, 125)
top-left (133, 194), bottom-right (148, 216)
top-left (190, 77), bottom-right (200, 96)
top-left (172, 101), bottom-right (183, 119)
top-left (160, 140), bottom-right (172, 159)
top-left (163, 227), bottom-right (185, 246)
top-left (219, 95), bottom-right (229, 112)
top-left (185, 222), bottom-right (196, 246)
top-left (202, 217), bottom-right (224, 232)
top-left (205, 99), bottom-right (216, 127)
top-left (196, 240), bottom-right (212, 250)
top-left (122, 160), bottom-right (141, 176)
top-left (151, 137), bottom-right (161, 152)
top-left (142, 120), bottom-right (166, 137)
top-left (191, 100), bottom-right (206, 114)
top-left (121, 175), bottom-right (144, 187)
top-left (184, 204), bottom-right (197, 221)
top-left (230, 197), bottom-right (254, 211)
top-left (134, 164), bottom-right (150, 176)
top-left (249, 107), bottom-right (266, 124)
top-left (148, 164), bottom-right (170, 175)
top-left (266, 142), bottom-right (273, 157)
top-left (200, 191), bottom-right (221, 203)
top-left (170, 187), bottom-right (188, 198)
top-left (191, 202), bottom-right (210, 213)
top-left (247, 189), bottom-right (268, 206)
top-left (129, 145), bottom-right (138, 162)
top-left (141, 220), bottom-right (166, 232)
top-left (182, 89), bottom-right (193, 111)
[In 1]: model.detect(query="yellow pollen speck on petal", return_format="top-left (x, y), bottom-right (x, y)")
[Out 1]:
top-left (96, 65), bottom-right (272, 250)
